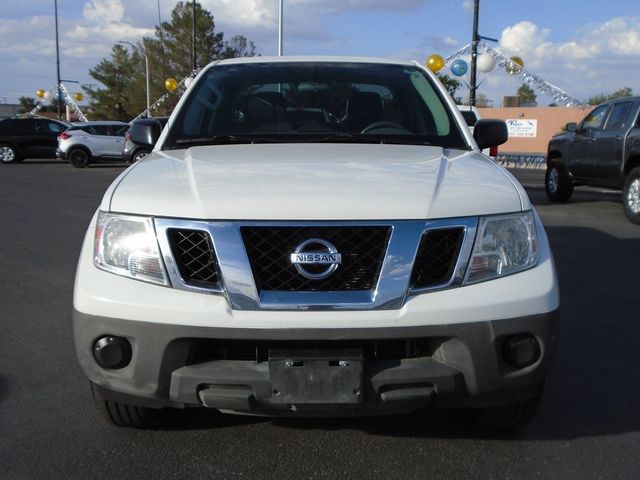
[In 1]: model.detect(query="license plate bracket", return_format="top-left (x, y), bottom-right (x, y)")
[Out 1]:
top-left (269, 349), bottom-right (363, 404)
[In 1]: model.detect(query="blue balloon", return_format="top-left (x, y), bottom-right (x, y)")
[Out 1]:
top-left (450, 59), bottom-right (468, 77)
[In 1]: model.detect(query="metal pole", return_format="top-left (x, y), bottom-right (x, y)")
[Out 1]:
top-left (54, 0), bottom-right (62, 120)
top-left (157, 0), bottom-right (166, 82)
top-left (192, 0), bottom-right (197, 69)
top-left (82, 83), bottom-right (97, 106)
top-left (144, 54), bottom-right (151, 117)
top-left (278, 0), bottom-right (283, 56)
top-left (157, 0), bottom-right (162, 26)
top-left (118, 41), bottom-right (151, 117)
top-left (469, 0), bottom-right (479, 106)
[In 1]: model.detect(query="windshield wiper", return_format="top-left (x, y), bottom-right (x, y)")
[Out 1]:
top-left (174, 135), bottom-right (280, 146)
top-left (317, 133), bottom-right (434, 146)
top-left (379, 137), bottom-right (433, 146)
top-left (316, 133), bottom-right (381, 144)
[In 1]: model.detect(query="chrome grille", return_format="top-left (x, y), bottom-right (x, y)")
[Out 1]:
top-left (241, 226), bottom-right (391, 292)
top-left (154, 217), bottom-right (478, 310)
top-left (410, 227), bottom-right (465, 289)
top-left (167, 229), bottom-right (220, 289)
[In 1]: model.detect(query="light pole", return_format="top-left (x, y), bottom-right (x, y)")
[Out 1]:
top-left (54, 0), bottom-right (62, 120)
top-left (192, 0), bottom-right (197, 70)
top-left (468, 0), bottom-right (497, 107)
top-left (278, 0), bottom-right (283, 56)
top-left (469, 0), bottom-right (479, 107)
top-left (118, 40), bottom-right (151, 117)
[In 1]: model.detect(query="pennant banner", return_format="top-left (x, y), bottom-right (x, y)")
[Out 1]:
top-left (444, 41), bottom-right (586, 107)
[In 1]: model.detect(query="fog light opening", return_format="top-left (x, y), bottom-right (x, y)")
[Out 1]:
top-left (502, 334), bottom-right (541, 369)
top-left (93, 335), bottom-right (132, 369)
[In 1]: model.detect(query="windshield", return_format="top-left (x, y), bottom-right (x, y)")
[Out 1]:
top-left (163, 61), bottom-right (467, 149)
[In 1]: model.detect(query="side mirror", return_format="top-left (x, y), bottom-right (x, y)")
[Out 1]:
top-left (565, 122), bottom-right (577, 133)
top-left (129, 118), bottom-right (164, 147)
top-left (473, 119), bottom-right (508, 150)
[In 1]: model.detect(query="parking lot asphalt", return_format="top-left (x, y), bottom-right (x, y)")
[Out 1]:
top-left (2, 161), bottom-right (640, 479)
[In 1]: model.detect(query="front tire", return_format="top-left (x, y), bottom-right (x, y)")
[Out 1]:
top-left (90, 382), bottom-right (166, 429)
top-left (68, 148), bottom-right (90, 168)
top-left (0, 143), bottom-right (21, 163)
top-left (467, 383), bottom-right (544, 430)
top-left (545, 162), bottom-right (574, 202)
top-left (623, 167), bottom-right (640, 224)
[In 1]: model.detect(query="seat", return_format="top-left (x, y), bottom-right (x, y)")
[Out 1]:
top-left (246, 92), bottom-right (286, 123)
top-left (347, 92), bottom-right (383, 132)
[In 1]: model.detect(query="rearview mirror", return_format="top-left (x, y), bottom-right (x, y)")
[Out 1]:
top-left (565, 122), bottom-right (577, 133)
top-left (473, 119), bottom-right (508, 150)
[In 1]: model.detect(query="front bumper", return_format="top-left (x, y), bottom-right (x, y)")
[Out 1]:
top-left (75, 308), bottom-right (558, 415)
top-left (74, 207), bottom-right (560, 415)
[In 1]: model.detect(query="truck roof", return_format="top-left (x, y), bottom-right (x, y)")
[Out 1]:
top-left (213, 56), bottom-right (418, 67)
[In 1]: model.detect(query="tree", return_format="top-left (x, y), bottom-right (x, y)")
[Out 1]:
top-left (436, 73), bottom-right (462, 104)
top-left (147, 2), bottom-right (223, 79)
top-left (220, 35), bottom-right (257, 59)
top-left (476, 92), bottom-right (492, 108)
top-left (18, 95), bottom-right (64, 115)
top-left (17, 96), bottom-right (35, 114)
top-left (87, 45), bottom-right (139, 120)
top-left (517, 83), bottom-right (537, 106)
top-left (87, 1), bottom-right (257, 119)
top-left (587, 87), bottom-right (633, 106)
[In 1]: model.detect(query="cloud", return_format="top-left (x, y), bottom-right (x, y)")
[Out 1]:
top-left (490, 18), bottom-right (640, 102)
top-left (590, 17), bottom-right (640, 55)
top-left (462, 0), bottom-right (473, 14)
top-left (498, 21), bottom-right (551, 65)
top-left (201, 0), bottom-right (275, 30)
top-left (195, 0), bottom-right (433, 54)
top-left (70, 0), bottom-right (153, 47)
top-left (83, 0), bottom-right (125, 24)
top-left (499, 18), bottom-right (640, 66)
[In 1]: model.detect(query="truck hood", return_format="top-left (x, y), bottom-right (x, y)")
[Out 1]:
top-left (105, 144), bottom-right (526, 220)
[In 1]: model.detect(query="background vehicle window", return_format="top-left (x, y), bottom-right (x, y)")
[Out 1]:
top-left (77, 125), bottom-right (97, 135)
top-left (92, 126), bottom-right (110, 136)
top-left (604, 102), bottom-right (633, 131)
top-left (113, 125), bottom-right (129, 137)
top-left (582, 105), bottom-right (609, 131)
top-left (45, 121), bottom-right (66, 133)
top-left (8, 119), bottom-right (36, 132)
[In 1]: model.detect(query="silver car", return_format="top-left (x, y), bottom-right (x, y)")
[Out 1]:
top-left (57, 121), bottom-right (129, 168)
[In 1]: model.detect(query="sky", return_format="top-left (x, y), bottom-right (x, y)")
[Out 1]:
top-left (1, 0), bottom-right (639, 108)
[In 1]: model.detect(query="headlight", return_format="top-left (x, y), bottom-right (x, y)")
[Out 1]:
top-left (94, 212), bottom-right (168, 286)
top-left (464, 211), bottom-right (538, 284)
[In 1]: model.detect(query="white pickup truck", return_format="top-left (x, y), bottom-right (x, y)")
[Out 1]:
top-left (73, 57), bottom-right (559, 429)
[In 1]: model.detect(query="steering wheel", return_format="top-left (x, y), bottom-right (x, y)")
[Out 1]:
top-left (323, 109), bottom-right (346, 126)
top-left (360, 121), bottom-right (410, 134)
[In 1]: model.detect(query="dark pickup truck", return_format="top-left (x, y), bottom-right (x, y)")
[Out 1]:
top-left (545, 96), bottom-right (640, 223)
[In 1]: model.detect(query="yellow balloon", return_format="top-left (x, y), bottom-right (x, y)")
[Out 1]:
top-left (165, 77), bottom-right (178, 92)
top-left (506, 56), bottom-right (524, 75)
top-left (36, 89), bottom-right (45, 98)
top-left (426, 54), bottom-right (445, 73)
top-left (74, 92), bottom-right (84, 102)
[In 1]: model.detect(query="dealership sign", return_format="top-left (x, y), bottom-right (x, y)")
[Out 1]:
top-left (506, 119), bottom-right (538, 137)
